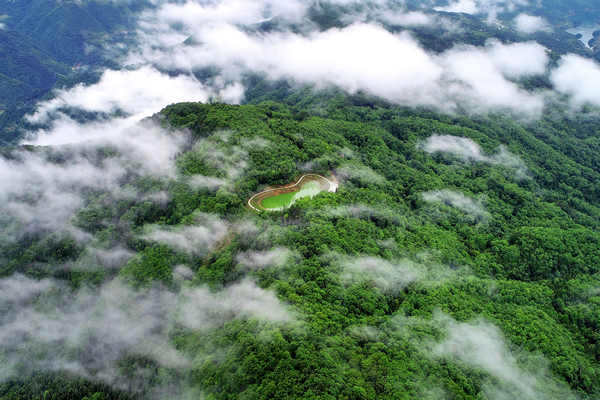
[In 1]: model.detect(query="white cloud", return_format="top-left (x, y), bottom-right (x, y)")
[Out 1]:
top-left (418, 134), bottom-right (528, 177)
top-left (134, 23), bottom-right (444, 103)
top-left (434, 0), bottom-right (528, 20)
top-left (514, 13), bottom-right (549, 34)
top-left (486, 40), bottom-right (548, 79)
top-left (148, 0), bottom-right (306, 27)
top-left (18, 1), bottom-right (551, 148)
top-left (422, 189), bottom-right (490, 221)
top-left (29, 67), bottom-right (210, 124)
top-left (0, 274), bottom-right (292, 392)
top-left (0, 123), bottom-right (183, 241)
top-left (25, 66), bottom-right (232, 146)
top-left (436, 0), bottom-right (479, 14)
top-left (429, 313), bottom-right (575, 400)
top-left (380, 11), bottom-right (434, 27)
top-left (141, 214), bottom-right (228, 257)
top-left (336, 163), bottom-right (386, 185)
top-left (340, 256), bottom-right (423, 294)
top-left (440, 41), bottom-right (546, 114)
top-left (131, 8), bottom-right (548, 116)
top-left (235, 247), bottom-right (291, 269)
top-left (551, 54), bottom-right (600, 108)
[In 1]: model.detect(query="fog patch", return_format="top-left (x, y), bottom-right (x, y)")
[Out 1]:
top-left (551, 55), bottom-right (600, 108)
top-left (143, 190), bottom-right (171, 205)
top-left (141, 214), bottom-right (228, 257)
top-left (434, 0), bottom-right (528, 20)
top-left (426, 312), bottom-right (577, 400)
top-left (0, 124), bottom-right (184, 244)
top-left (422, 190), bottom-right (490, 222)
top-left (0, 276), bottom-right (185, 393)
top-left (180, 133), bottom-right (255, 186)
top-left (173, 264), bottom-right (194, 280)
top-left (336, 164), bottom-right (386, 186)
top-left (336, 255), bottom-right (423, 294)
top-left (349, 325), bottom-right (381, 342)
top-left (0, 274), bottom-right (293, 394)
top-left (188, 174), bottom-right (228, 190)
top-left (179, 279), bottom-right (293, 331)
top-left (419, 134), bottom-right (528, 177)
top-left (514, 13), bottom-right (550, 34)
top-left (235, 247), bottom-right (291, 270)
top-left (73, 247), bottom-right (137, 271)
top-left (0, 274), bottom-right (56, 303)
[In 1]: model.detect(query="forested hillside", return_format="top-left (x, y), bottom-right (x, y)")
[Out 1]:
top-left (4, 0), bottom-right (600, 399)
top-left (2, 98), bottom-right (600, 398)
top-left (0, 0), bottom-right (147, 144)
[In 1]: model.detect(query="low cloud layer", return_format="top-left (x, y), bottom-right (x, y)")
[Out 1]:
top-left (235, 247), bottom-right (291, 269)
top-left (514, 13), bottom-right (549, 34)
top-left (0, 274), bottom-right (292, 393)
top-left (428, 313), bottom-right (576, 400)
top-left (422, 189), bottom-right (490, 221)
top-left (141, 214), bottom-right (228, 257)
top-left (0, 123), bottom-right (183, 244)
top-left (419, 134), bottom-right (528, 177)
top-left (132, 16), bottom-right (548, 114)
top-left (25, 63), bottom-right (247, 147)
top-left (336, 164), bottom-right (386, 186)
top-left (335, 256), bottom-right (423, 294)
top-left (19, 0), bottom-right (600, 149)
top-left (434, 0), bottom-right (528, 20)
top-left (551, 54), bottom-right (600, 108)
top-left (20, 0), bottom-right (553, 140)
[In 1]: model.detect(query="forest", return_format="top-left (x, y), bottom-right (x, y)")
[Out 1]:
top-left (3, 0), bottom-right (600, 399)
top-left (2, 97), bottom-right (600, 398)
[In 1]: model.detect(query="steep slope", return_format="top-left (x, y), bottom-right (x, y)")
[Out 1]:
top-left (0, 0), bottom-right (146, 141)
top-left (0, 30), bottom-right (70, 107)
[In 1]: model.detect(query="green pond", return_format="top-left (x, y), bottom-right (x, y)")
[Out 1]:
top-left (260, 181), bottom-right (322, 211)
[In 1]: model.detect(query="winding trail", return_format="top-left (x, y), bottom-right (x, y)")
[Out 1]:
top-left (248, 173), bottom-right (338, 212)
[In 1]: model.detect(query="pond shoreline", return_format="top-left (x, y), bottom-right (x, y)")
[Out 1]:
top-left (248, 173), bottom-right (338, 212)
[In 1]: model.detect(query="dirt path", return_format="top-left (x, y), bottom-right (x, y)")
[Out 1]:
top-left (248, 173), bottom-right (337, 212)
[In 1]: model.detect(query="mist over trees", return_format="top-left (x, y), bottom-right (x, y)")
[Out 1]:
top-left (2, 1), bottom-right (600, 399)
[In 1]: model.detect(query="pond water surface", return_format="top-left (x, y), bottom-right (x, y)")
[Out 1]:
top-left (260, 181), bottom-right (323, 211)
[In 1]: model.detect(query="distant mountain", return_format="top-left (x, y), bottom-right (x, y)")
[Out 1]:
top-left (0, 30), bottom-right (70, 106)
top-left (0, 0), bottom-right (150, 143)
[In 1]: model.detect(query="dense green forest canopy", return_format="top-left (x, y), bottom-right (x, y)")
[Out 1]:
top-left (4, 0), bottom-right (600, 399)
top-left (2, 98), bottom-right (600, 398)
